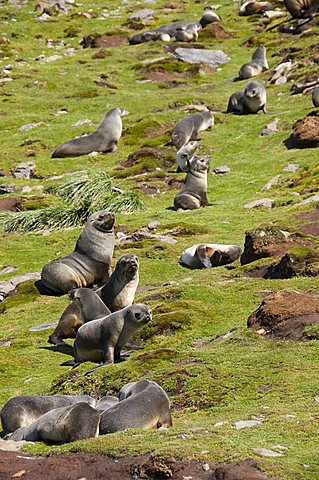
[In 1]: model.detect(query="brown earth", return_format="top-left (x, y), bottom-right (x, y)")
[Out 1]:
top-left (296, 207), bottom-right (319, 236)
top-left (286, 112), bottom-right (319, 149)
top-left (0, 197), bottom-right (23, 212)
top-left (0, 451), bottom-right (275, 480)
top-left (240, 227), bottom-right (294, 265)
top-left (247, 289), bottom-right (319, 340)
top-left (81, 34), bottom-right (129, 48)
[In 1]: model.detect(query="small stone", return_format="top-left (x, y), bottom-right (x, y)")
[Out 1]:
top-left (283, 163), bottom-right (298, 172)
top-left (214, 421), bottom-right (229, 427)
top-left (257, 328), bottom-right (266, 335)
top-left (129, 8), bottom-right (154, 21)
top-left (148, 221), bottom-right (160, 230)
top-left (202, 463), bottom-right (210, 472)
top-left (88, 151), bottom-right (98, 157)
top-left (252, 447), bottom-right (284, 457)
top-left (173, 48), bottom-right (229, 67)
top-left (182, 277), bottom-right (193, 282)
top-left (11, 470), bottom-right (26, 478)
top-left (13, 161), bottom-right (36, 180)
top-left (315, 396), bottom-right (319, 402)
top-left (42, 230), bottom-right (51, 236)
top-left (244, 198), bottom-right (274, 209)
top-left (295, 194), bottom-right (319, 206)
top-left (213, 165), bottom-right (230, 174)
top-left (18, 122), bottom-right (44, 132)
top-left (261, 174), bottom-right (281, 191)
top-left (71, 118), bottom-right (94, 127)
top-left (260, 118), bottom-right (280, 137)
top-left (29, 322), bottom-right (58, 332)
top-left (271, 445), bottom-right (288, 450)
top-left (234, 419), bottom-right (263, 429)
top-left (275, 76), bottom-right (287, 85)
top-left (0, 266), bottom-right (16, 276)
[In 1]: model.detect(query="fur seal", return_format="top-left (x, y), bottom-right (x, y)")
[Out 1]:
top-left (176, 141), bottom-right (198, 172)
top-left (157, 22), bottom-right (200, 36)
top-left (95, 395), bottom-right (119, 412)
top-left (99, 380), bottom-right (172, 434)
top-left (175, 24), bottom-right (199, 42)
top-left (238, 46), bottom-right (269, 80)
top-left (40, 210), bottom-right (115, 295)
top-left (174, 155), bottom-right (210, 210)
top-left (61, 304), bottom-right (152, 368)
top-left (312, 86), bottom-right (319, 107)
top-left (284, 0), bottom-right (318, 17)
top-left (227, 81), bottom-right (267, 114)
top-left (52, 108), bottom-right (123, 158)
top-left (129, 31), bottom-right (170, 45)
top-left (48, 288), bottom-right (111, 345)
top-left (8, 403), bottom-right (100, 443)
top-left (180, 243), bottom-right (243, 268)
top-left (172, 111), bottom-right (213, 149)
top-left (1, 394), bottom-right (95, 435)
top-left (239, 1), bottom-right (273, 15)
top-left (199, 10), bottom-right (223, 27)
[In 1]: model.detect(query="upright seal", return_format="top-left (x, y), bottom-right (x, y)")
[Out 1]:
top-left (180, 243), bottom-right (243, 268)
top-left (99, 380), bottom-right (172, 434)
top-left (227, 81), bottom-right (267, 114)
top-left (172, 111), bottom-right (213, 149)
top-left (238, 46), bottom-right (269, 80)
top-left (174, 155), bottom-right (210, 210)
top-left (39, 210), bottom-right (115, 295)
top-left (52, 107), bottom-right (123, 158)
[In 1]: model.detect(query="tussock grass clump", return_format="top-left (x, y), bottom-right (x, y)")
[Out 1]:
top-left (0, 171), bottom-right (144, 232)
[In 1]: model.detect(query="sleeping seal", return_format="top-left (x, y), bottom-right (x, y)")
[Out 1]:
top-left (39, 210), bottom-right (115, 295)
top-left (8, 403), bottom-right (100, 444)
top-left (172, 111), bottom-right (213, 149)
top-left (61, 304), bottom-right (152, 369)
top-left (180, 243), bottom-right (243, 268)
top-left (239, 1), bottom-right (273, 15)
top-left (99, 380), bottom-right (172, 434)
top-left (1, 394), bottom-right (95, 434)
top-left (174, 155), bottom-right (210, 210)
top-left (52, 107), bottom-right (123, 158)
top-left (227, 81), bottom-right (267, 114)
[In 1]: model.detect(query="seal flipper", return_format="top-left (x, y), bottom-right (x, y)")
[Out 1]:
top-left (210, 250), bottom-right (232, 266)
top-left (60, 359), bottom-right (80, 368)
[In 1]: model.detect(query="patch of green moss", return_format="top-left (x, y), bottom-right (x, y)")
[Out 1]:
top-left (122, 119), bottom-right (164, 146)
top-left (141, 134), bottom-right (170, 147)
top-left (303, 324), bottom-right (319, 340)
top-left (138, 306), bottom-right (191, 340)
top-left (113, 158), bottom-right (161, 178)
top-left (247, 31), bottom-right (281, 47)
top-left (0, 280), bottom-right (40, 314)
top-left (22, 197), bottom-right (52, 211)
top-left (135, 59), bottom-right (198, 75)
top-left (288, 245), bottom-right (318, 262)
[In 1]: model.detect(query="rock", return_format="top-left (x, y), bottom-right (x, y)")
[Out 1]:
top-left (173, 48), bottom-right (230, 67)
top-left (247, 289), bottom-right (319, 341)
top-left (234, 419), bottom-right (263, 429)
top-left (34, 0), bottom-right (73, 16)
top-left (288, 112), bottom-right (319, 149)
top-left (260, 118), bottom-right (280, 137)
top-left (29, 322), bottom-right (58, 331)
top-left (261, 175), bottom-right (280, 191)
top-left (269, 61), bottom-right (292, 84)
top-left (252, 448), bottom-right (284, 457)
top-left (214, 165), bottom-right (230, 174)
top-left (0, 185), bottom-right (16, 195)
top-left (283, 163), bottom-right (298, 172)
top-left (295, 193), bottom-right (319, 206)
top-left (71, 118), bottom-right (94, 127)
top-left (263, 9), bottom-right (285, 19)
top-left (0, 266), bottom-right (17, 276)
top-left (13, 161), bottom-right (36, 180)
top-left (212, 458), bottom-right (273, 479)
top-left (0, 439), bottom-right (31, 452)
top-left (243, 198), bottom-right (274, 209)
top-left (148, 221), bottom-right (161, 230)
top-left (0, 272), bottom-right (40, 301)
top-left (18, 122), bottom-right (44, 132)
top-left (266, 247), bottom-right (319, 279)
top-left (240, 227), bottom-right (292, 265)
top-left (129, 8), bottom-right (154, 21)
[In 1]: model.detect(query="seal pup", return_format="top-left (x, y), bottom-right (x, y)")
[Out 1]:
top-left (239, 1), bottom-right (273, 15)
top-left (312, 86), bottom-right (319, 107)
top-left (99, 380), bottom-right (172, 434)
top-left (180, 244), bottom-right (243, 268)
top-left (284, 0), bottom-right (319, 18)
top-left (227, 81), bottom-right (267, 114)
top-left (157, 21), bottom-right (200, 36)
top-left (172, 111), bottom-right (213, 149)
top-left (48, 288), bottom-right (111, 345)
top-left (8, 403), bottom-right (100, 444)
top-left (176, 141), bottom-right (198, 172)
top-left (61, 304), bottom-right (152, 369)
top-left (174, 155), bottom-right (210, 210)
top-left (97, 254), bottom-right (139, 311)
top-left (175, 24), bottom-right (199, 42)
top-left (52, 108), bottom-right (123, 158)
top-left (40, 210), bottom-right (115, 295)
top-left (238, 46), bottom-right (269, 80)
top-left (1, 394), bottom-right (95, 435)
top-left (129, 31), bottom-right (170, 45)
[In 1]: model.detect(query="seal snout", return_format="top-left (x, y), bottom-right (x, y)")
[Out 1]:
top-left (94, 210), bottom-right (115, 231)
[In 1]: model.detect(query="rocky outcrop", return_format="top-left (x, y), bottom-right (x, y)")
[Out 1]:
top-left (240, 227), bottom-right (293, 265)
top-left (247, 290), bottom-right (319, 341)
top-left (288, 112), bottom-right (319, 149)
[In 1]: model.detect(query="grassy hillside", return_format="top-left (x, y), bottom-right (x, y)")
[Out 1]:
top-left (0, 0), bottom-right (318, 478)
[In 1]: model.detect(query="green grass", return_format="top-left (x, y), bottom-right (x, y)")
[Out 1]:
top-left (0, 1), bottom-right (319, 478)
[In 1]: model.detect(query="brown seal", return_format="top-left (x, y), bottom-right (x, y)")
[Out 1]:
top-left (8, 403), bottom-right (100, 444)
top-left (227, 81), bottom-right (267, 114)
top-left (284, 0), bottom-right (318, 17)
top-left (180, 243), bottom-right (242, 268)
top-left (39, 210), bottom-right (115, 295)
top-left (48, 288), bottom-right (111, 345)
top-left (174, 155), bottom-right (210, 210)
top-left (239, 1), bottom-right (273, 15)
top-left (172, 111), bottom-right (213, 149)
top-left (52, 108), bottom-right (123, 158)
top-left (61, 304), bottom-right (152, 370)
top-left (1, 394), bottom-right (95, 435)
top-left (99, 380), bottom-right (172, 434)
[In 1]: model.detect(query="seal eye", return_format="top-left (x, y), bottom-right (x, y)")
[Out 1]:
top-left (135, 312), bottom-right (141, 320)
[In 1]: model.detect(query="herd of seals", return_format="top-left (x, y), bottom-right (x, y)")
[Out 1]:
top-left (1, 0), bottom-right (319, 449)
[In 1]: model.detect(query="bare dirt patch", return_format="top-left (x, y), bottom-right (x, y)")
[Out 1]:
top-left (81, 34), bottom-right (129, 48)
top-left (286, 112), bottom-right (319, 149)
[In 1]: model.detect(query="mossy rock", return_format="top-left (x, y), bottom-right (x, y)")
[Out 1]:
top-left (113, 147), bottom-right (175, 178)
top-left (137, 305), bottom-right (192, 340)
top-left (135, 59), bottom-right (199, 75)
top-left (0, 280), bottom-right (41, 314)
top-left (288, 245), bottom-right (318, 262)
top-left (122, 119), bottom-right (166, 146)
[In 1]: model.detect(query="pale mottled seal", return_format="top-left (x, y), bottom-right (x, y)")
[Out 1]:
top-left (312, 86), bottom-right (319, 107)
top-left (175, 24), bottom-right (199, 42)
top-left (8, 403), bottom-right (100, 443)
top-left (284, 0), bottom-right (318, 17)
top-left (61, 304), bottom-right (152, 368)
top-left (40, 210), bottom-right (115, 295)
top-left (99, 380), bottom-right (172, 434)
top-left (174, 155), bottom-right (210, 210)
top-left (176, 141), bottom-right (198, 172)
top-left (227, 81), bottom-right (266, 114)
top-left (48, 287), bottom-right (111, 345)
top-left (157, 21), bottom-right (200, 36)
top-left (172, 111), bottom-right (213, 149)
top-left (239, 46), bottom-right (268, 80)
top-left (52, 107), bottom-right (123, 158)
top-left (129, 31), bottom-right (170, 45)
top-left (239, 1), bottom-right (273, 15)
top-left (1, 394), bottom-right (95, 435)
top-left (180, 243), bottom-right (243, 268)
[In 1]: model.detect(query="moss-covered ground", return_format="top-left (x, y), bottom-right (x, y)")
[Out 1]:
top-left (0, 1), bottom-right (319, 478)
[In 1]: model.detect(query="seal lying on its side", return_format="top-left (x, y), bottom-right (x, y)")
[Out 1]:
top-left (52, 107), bottom-right (123, 158)
top-left (239, 1), bottom-right (273, 15)
top-left (99, 380), bottom-right (172, 434)
top-left (48, 288), bottom-right (111, 345)
top-left (1, 394), bottom-right (95, 435)
top-left (129, 31), bottom-right (170, 45)
top-left (61, 304), bottom-right (152, 368)
top-left (180, 243), bottom-right (243, 268)
top-left (40, 210), bottom-right (115, 295)
top-left (8, 403), bottom-right (100, 444)
top-left (95, 396), bottom-right (119, 412)
top-left (172, 111), bottom-right (213, 149)
top-left (227, 81), bottom-right (266, 114)
top-left (174, 155), bottom-right (210, 210)
top-left (238, 46), bottom-right (269, 80)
